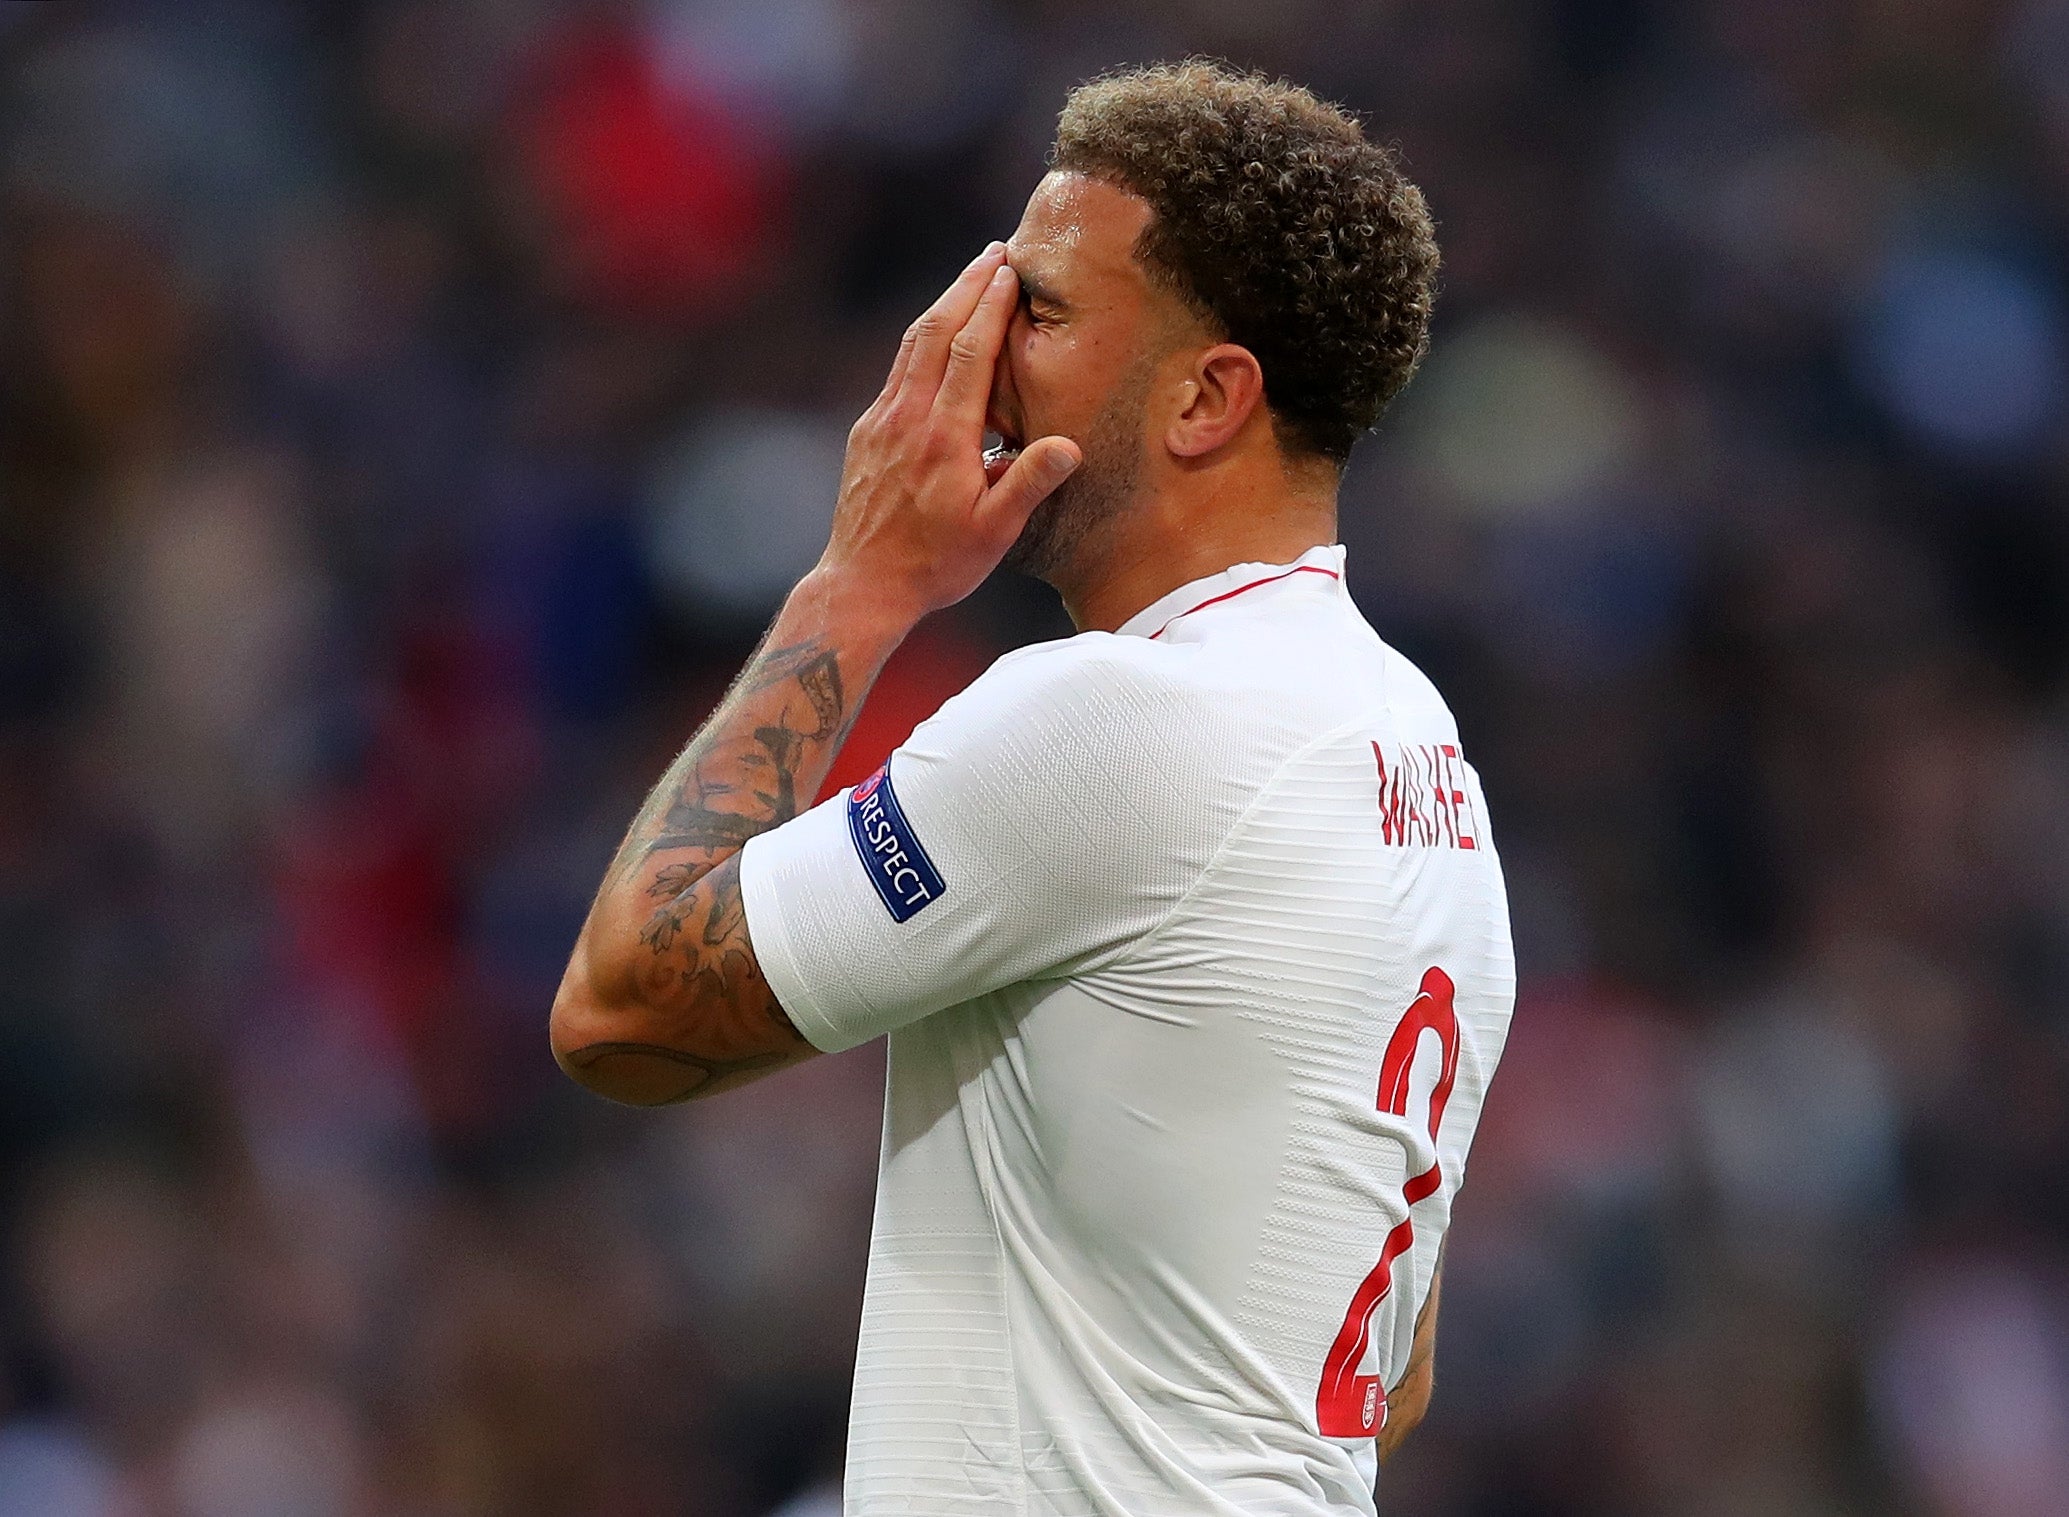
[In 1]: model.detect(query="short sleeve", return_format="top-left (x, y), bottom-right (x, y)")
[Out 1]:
top-left (738, 636), bottom-right (1244, 1053)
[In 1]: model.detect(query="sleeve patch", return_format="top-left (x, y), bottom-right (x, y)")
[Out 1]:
top-left (846, 764), bottom-right (946, 922)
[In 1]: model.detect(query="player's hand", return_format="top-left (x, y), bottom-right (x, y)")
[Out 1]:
top-left (816, 243), bottom-right (1082, 623)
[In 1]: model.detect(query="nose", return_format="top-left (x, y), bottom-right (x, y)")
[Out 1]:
top-left (988, 359), bottom-right (1017, 435)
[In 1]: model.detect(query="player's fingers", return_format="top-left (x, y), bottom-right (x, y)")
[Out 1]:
top-left (936, 263), bottom-right (1017, 428)
top-left (877, 321), bottom-right (922, 404)
top-left (898, 243), bottom-right (1007, 403)
top-left (977, 435), bottom-right (1081, 539)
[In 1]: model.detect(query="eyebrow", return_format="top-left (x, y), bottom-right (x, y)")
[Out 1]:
top-left (1014, 264), bottom-right (1068, 310)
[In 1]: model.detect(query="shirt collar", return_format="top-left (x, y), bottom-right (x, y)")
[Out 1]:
top-left (1115, 543), bottom-right (1349, 641)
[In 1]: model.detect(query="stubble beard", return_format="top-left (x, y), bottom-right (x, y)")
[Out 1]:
top-left (1001, 362), bottom-right (1153, 584)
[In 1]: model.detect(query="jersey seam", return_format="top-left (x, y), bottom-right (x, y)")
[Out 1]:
top-left (965, 1041), bottom-right (1031, 1517)
top-left (1091, 717), bottom-right (1378, 980)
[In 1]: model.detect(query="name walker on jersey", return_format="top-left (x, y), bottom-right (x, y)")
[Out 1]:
top-left (1373, 741), bottom-right (1481, 851)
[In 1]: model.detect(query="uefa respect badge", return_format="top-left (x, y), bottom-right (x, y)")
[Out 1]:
top-left (847, 764), bottom-right (945, 922)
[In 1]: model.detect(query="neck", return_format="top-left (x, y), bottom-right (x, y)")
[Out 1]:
top-left (1055, 454), bottom-right (1340, 633)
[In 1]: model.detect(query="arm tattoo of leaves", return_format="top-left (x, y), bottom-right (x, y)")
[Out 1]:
top-left (568, 855), bottom-right (809, 1102)
top-left (647, 862), bottom-right (699, 899)
top-left (639, 905), bottom-right (686, 954)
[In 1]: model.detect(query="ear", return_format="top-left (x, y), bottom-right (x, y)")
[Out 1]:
top-left (1166, 343), bottom-right (1266, 459)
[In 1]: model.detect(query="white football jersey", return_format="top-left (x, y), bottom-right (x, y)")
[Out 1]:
top-left (740, 544), bottom-right (1515, 1516)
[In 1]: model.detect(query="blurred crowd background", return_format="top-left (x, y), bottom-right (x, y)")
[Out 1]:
top-left (3, 1), bottom-right (2068, 1514)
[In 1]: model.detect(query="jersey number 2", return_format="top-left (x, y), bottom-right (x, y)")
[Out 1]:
top-left (1315, 965), bottom-right (1460, 1438)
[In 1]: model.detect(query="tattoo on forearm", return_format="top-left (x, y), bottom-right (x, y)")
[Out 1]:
top-left (566, 621), bottom-right (886, 1102)
top-left (638, 904), bottom-right (686, 954)
top-left (644, 777), bottom-right (765, 855)
top-left (608, 637), bottom-right (853, 889)
top-left (700, 857), bottom-right (747, 946)
top-left (782, 649), bottom-right (844, 737)
top-left (572, 633), bottom-right (862, 1080)
top-left (578, 853), bottom-right (811, 1094)
top-left (647, 862), bottom-right (700, 899)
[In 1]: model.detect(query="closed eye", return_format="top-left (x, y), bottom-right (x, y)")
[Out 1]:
top-left (1012, 269), bottom-right (1066, 324)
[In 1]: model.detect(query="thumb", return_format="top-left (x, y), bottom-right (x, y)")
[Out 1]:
top-left (978, 436), bottom-right (1081, 536)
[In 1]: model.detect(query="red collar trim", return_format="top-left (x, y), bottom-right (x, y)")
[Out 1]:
top-left (1146, 564), bottom-right (1342, 641)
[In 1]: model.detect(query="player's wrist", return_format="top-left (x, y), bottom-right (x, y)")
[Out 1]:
top-left (790, 563), bottom-right (928, 646)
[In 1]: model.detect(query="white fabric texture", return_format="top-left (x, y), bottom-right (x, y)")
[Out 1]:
top-left (740, 544), bottom-right (1516, 1516)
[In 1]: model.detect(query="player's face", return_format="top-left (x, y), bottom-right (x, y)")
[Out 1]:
top-left (991, 172), bottom-right (1182, 580)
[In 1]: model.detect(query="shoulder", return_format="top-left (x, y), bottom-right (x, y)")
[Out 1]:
top-left (963, 628), bottom-right (1187, 702)
top-left (894, 632), bottom-right (1335, 853)
top-left (904, 631), bottom-right (1344, 789)
top-left (905, 632), bottom-right (1200, 752)
top-left (1369, 637), bottom-right (1464, 747)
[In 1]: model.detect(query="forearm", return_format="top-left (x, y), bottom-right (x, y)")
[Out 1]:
top-left (552, 569), bottom-right (914, 1100)
top-left (604, 569), bottom-right (910, 898)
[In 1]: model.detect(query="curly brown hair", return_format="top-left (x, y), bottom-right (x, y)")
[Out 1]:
top-left (1052, 61), bottom-right (1439, 466)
